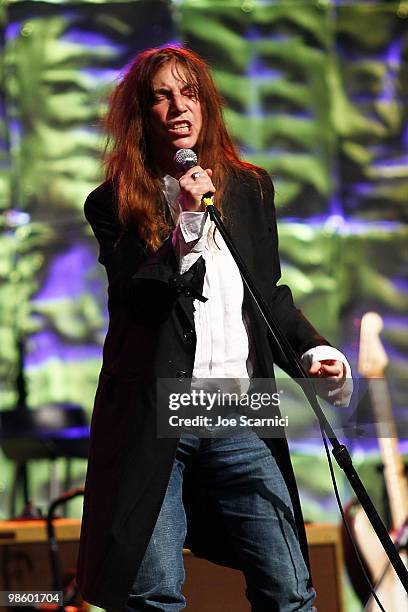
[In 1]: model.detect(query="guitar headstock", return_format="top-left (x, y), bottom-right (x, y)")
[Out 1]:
top-left (357, 312), bottom-right (388, 378)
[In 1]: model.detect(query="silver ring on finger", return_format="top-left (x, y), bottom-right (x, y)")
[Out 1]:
top-left (192, 171), bottom-right (201, 180)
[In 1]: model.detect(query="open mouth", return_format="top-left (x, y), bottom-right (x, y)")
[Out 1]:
top-left (168, 121), bottom-right (192, 134)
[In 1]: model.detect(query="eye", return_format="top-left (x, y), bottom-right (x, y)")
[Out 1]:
top-left (182, 87), bottom-right (198, 100)
top-left (152, 90), bottom-right (171, 104)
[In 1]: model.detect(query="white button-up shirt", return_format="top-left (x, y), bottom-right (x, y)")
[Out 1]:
top-left (163, 175), bottom-right (352, 405)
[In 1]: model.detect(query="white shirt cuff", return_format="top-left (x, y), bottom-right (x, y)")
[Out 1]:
top-left (179, 210), bottom-right (210, 244)
top-left (301, 345), bottom-right (353, 407)
top-left (172, 210), bottom-right (210, 274)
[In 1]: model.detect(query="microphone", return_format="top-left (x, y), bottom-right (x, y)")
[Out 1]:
top-left (173, 148), bottom-right (198, 173)
top-left (173, 149), bottom-right (214, 206)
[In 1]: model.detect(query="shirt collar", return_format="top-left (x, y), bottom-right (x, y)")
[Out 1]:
top-left (162, 174), bottom-right (180, 225)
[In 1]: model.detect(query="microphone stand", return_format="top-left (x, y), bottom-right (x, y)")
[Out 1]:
top-left (202, 195), bottom-right (408, 595)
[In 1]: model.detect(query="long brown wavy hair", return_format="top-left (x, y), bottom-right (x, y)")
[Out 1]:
top-left (104, 46), bottom-right (258, 251)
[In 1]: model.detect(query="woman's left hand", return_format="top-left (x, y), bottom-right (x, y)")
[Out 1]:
top-left (308, 359), bottom-right (346, 387)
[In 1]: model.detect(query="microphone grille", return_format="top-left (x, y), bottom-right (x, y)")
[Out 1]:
top-left (174, 149), bottom-right (198, 172)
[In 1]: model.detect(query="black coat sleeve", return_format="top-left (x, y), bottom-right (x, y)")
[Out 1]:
top-left (84, 181), bottom-right (205, 323)
top-left (255, 170), bottom-right (329, 370)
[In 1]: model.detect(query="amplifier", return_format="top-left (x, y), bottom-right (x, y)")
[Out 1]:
top-left (0, 520), bottom-right (344, 611)
top-left (0, 519), bottom-right (80, 593)
top-left (183, 523), bottom-right (344, 612)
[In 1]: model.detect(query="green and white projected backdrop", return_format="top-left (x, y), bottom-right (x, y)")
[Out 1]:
top-left (0, 0), bottom-right (407, 600)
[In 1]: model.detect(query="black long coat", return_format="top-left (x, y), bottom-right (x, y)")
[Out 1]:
top-left (76, 169), bottom-right (327, 609)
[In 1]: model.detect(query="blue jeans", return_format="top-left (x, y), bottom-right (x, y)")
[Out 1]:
top-left (125, 431), bottom-right (316, 611)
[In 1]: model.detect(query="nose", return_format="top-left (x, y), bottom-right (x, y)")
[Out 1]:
top-left (171, 93), bottom-right (187, 113)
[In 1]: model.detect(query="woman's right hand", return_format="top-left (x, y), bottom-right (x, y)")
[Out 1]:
top-left (178, 166), bottom-right (215, 212)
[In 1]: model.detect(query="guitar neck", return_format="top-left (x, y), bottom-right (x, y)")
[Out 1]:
top-left (369, 380), bottom-right (408, 529)
top-left (359, 313), bottom-right (408, 531)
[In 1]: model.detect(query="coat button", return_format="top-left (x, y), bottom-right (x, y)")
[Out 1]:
top-left (183, 329), bottom-right (195, 343)
top-left (176, 370), bottom-right (188, 380)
